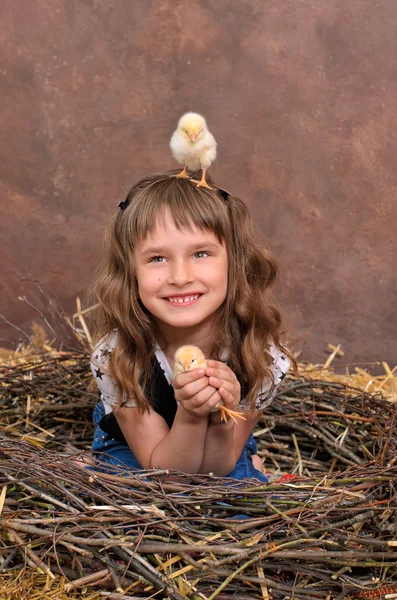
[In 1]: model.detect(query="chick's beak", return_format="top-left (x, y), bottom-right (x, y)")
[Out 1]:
top-left (190, 134), bottom-right (197, 142)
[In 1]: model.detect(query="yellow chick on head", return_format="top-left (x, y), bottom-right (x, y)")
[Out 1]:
top-left (170, 112), bottom-right (217, 189)
top-left (173, 345), bottom-right (246, 424)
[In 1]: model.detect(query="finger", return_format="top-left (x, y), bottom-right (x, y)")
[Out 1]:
top-left (206, 389), bottom-right (222, 409)
top-left (218, 385), bottom-right (239, 408)
top-left (208, 376), bottom-right (234, 391)
top-left (207, 377), bottom-right (240, 406)
top-left (190, 385), bottom-right (219, 408)
top-left (206, 368), bottom-right (235, 384)
top-left (177, 376), bottom-right (209, 400)
top-left (206, 360), bottom-right (230, 373)
top-left (193, 390), bottom-right (221, 416)
top-left (205, 363), bottom-right (235, 382)
top-left (173, 368), bottom-right (206, 390)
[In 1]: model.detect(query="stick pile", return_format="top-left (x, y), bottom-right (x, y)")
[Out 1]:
top-left (1, 436), bottom-right (397, 600)
top-left (1, 321), bottom-right (397, 598)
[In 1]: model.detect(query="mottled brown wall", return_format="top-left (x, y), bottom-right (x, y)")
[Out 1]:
top-left (1, 0), bottom-right (396, 366)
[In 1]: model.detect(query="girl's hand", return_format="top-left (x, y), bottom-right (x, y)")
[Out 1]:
top-left (172, 368), bottom-right (222, 419)
top-left (204, 361), bottom-right (241, 424)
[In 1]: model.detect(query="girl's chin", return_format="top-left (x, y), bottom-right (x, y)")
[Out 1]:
top-left (154, 308), bottom-right (211, 329)
top-left (161, 315), bottom-right (205, 328)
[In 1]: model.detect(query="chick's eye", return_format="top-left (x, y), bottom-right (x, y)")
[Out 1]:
top-left (191, 358), bottom-right (196, 363)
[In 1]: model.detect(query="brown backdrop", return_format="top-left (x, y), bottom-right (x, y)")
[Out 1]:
top-left (1, 0), bottom-right (396, 366)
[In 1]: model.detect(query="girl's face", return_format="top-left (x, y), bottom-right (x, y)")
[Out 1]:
top-left (133, 208), bottom-right (228, 332)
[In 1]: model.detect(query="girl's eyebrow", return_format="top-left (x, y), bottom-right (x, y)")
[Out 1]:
top-left (140, 241), bottom-right (220, 256)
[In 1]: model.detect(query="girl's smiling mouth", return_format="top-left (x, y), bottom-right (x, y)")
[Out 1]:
top-left (163, 293), bottom-right (203, 305)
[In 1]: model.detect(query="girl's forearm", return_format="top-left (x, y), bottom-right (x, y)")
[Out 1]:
top-left (149, 406), bottom-right (208, 473)
top-left (199, 420), bottom-right (237, 476)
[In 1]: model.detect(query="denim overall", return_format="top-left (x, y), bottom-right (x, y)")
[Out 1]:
top-left (92, 401), bottom-right (268, 482)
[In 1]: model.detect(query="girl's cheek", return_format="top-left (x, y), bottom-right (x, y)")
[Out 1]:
top-left (150, 273), bottom-right (165, 288)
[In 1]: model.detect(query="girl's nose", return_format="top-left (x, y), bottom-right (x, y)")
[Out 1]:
top-left (168, 259), bottom-right (193, 287)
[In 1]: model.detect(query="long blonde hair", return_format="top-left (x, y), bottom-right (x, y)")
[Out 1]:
top-left (87, 170), bottom-right (296, 410)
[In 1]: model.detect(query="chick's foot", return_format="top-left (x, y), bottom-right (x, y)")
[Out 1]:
top-left (175, 166), bottom-right (190, 178)
top-left (191, 169), bottom-right (212, 189)
top-left (219, 406), bottom-right (247, 425)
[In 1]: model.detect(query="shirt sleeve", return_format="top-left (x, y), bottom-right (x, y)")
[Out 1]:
top-left (90, 334), bottom-right (137, 411)
top-left (237, 343), bottom-right (291, 411)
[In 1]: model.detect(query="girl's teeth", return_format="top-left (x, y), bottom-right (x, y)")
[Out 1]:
top-left (168, 295), bottom-right (199, 303)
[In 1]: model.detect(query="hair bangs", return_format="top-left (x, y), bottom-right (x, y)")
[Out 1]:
top-left (123, 174), bottom-right (230, 247)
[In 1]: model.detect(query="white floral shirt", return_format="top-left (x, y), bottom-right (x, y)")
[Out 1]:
top-left (90, 333), bottom-right (290, 415)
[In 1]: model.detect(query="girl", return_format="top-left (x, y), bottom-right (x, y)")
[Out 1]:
top-left (88, 170), bottom-right (295, 481)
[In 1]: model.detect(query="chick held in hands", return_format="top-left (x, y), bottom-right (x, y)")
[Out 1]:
top-left (173, 345), bottom-right (246, 424)
top-left (170, 112), bottom-right (217, 189)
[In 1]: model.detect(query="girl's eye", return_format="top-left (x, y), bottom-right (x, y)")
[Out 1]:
top-left (194, 251), bottom-right (209, 259)
top-left (149, 255), bottom-right (166, 263)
